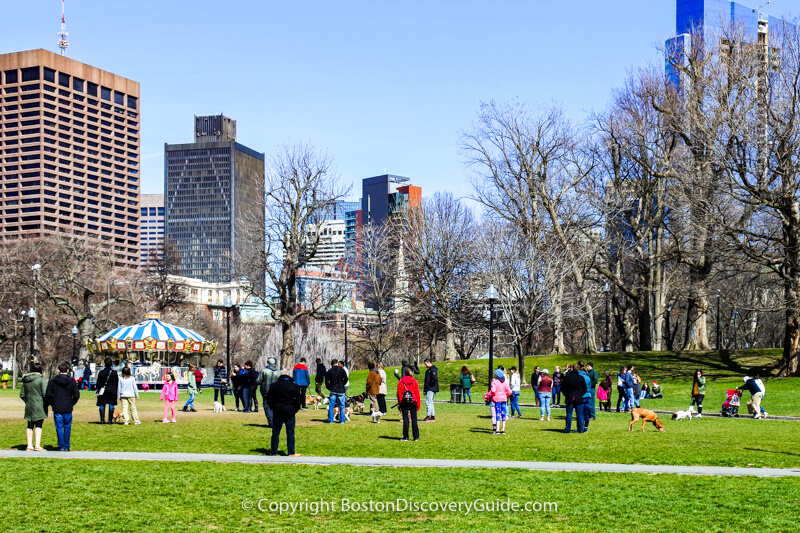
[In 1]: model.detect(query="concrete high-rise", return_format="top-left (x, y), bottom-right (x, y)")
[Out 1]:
top-left (164, 115), bottom-right (264, 283)
top-left (139, 194), bottom-right (164, 266)
top-left (0, 49), bottom-right (140, 266)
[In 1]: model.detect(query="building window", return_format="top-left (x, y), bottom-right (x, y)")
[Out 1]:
top-left (87, 82), bottom-right (98, 96)
top-left (4, 69), bottom-right (18, 83)
top-left (43, 68), bottom-right (56, 83)
top-left (127, 96), bottom-right (137, 110)
top-left (21, 67), bottom-right (39, 82)
top-left (73, 77), bottom-right (84, 92)
top-left (101, 87), bottom-right (111, 101)
top-left (114, 92), bottom-right (124, 105)
top-left (59, 72), bottom-right (70, 88)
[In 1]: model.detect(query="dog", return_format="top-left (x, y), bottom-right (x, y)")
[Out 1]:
top-left (671, 406), bottom-right (697, 421)
top-left (629, 408), bottom-right (665, 432)
top-left (371, 410), bottom-right (383, 424)
top-left (333, 406), bottom-right (353, 422)
top-left (112, 410), bottom-right (124, 424)
top-left (347, 393), bottom-right (367, 413)
top-left (213, 401), bottom-right (224, 413)
top-left (306, 395), bottom-right (329, 410)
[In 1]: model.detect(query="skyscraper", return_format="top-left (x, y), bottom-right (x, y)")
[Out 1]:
top-left (164, 115), bottom-right (264, 282)
top-left (139, 194), bottom-right (164, 266)
top-left (0, 49), bottom-right (140, 266)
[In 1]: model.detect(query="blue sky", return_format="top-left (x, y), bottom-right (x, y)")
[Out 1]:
top-left (1, 1), bottom-right (793, 200)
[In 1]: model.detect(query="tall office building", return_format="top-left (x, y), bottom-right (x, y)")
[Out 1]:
top-left (361, 174), bottom-right (421, 227)
top-left (0, 49), bottom-right (140, 266)
top-left (164, 115), bottom-right (264, 283)
top-left (666, 0), bottom-right (783, 86)
top-left (139, 194), bottom-right (164, 266)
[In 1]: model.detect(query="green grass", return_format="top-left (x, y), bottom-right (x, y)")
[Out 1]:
top-left (3, 459), bottom-right (799, 532)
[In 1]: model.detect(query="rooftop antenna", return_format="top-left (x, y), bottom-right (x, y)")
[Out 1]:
top-left (57, 0), bottom-right (69, 55)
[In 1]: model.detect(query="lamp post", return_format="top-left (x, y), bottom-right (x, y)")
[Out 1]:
top-left (27, 308), bottom-right (36, 362)
top-left (732, 309), bottom-right (740, 351)
top-left (343, 308), bottom-right (349, 368)
top-left (30, 264), bottom-right (41, 355)
top-left (9, 309), bottom-right (25, 389)
top-left (603, 283), bottom-right (610, 352)
top-left (716, 291), bottom-right (721, 351)
top-left (486, 284), bottom-right (498, 391)
top-left (224, 296), bottom-right (233, 378)
top-left (71, 325), bottom-right (79, 368)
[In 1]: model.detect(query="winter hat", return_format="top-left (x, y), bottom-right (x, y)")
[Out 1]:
top-left (541, 368), bottom-right (549, 374)
top-left (494, 369), bottom-right (505, 379)
top-left (652, 381), bottom-right (657, 385)
top-left (299, 357), bottom-right (306, 363)
top-left (267, 357), bottom-right (277, 365)
top-left (743, 376), bottom-right (750, 382)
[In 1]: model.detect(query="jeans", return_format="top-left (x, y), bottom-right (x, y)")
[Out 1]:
top-left (553, 385), bottom-right (561, 406)
top-left (53, 412), bottom-right (72, 450)
top-left (271, 416), bottom-right (296, 455)
top-left (581, 402), bottom-right (591, 431)
top-left (328, 392), bottom-right (347, 423)
top-left (81, 379), bottom-right (90, 390)
top-left (214, 388), bottom-right (225, 405)
top-left (589, 388), bottom-right (596, 419)
top-left (425, 391), bottom-right (436, 417)
top-left (242, 386), bottom-right (251, 412)
top-left (494, 401), bottom-right (508, 422)
top-left (533, 387), bottom-right (540, 406)
top-left (510, 392), bottom-right (521, 416)
top-left (184, 392), bottom-right (195, 410)
top-left (539, 392), bottom-right (552, 417)
top-left (564, 402), bottom-right (585, 433)
top-left (625, 388), bottom-right (635, 411)
top-left (401, 405), bottom-right (419, 440)
top-left (262, 396), bottom-right (273, 426)
top-left (462, 388), bottom-right (472, 402)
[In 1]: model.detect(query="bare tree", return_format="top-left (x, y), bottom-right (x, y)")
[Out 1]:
top-left (137, 240), bottom-right (188, 312)
top-left (238, 143), bottom-right (351, 369)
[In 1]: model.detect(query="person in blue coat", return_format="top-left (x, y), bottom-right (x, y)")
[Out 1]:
top-left (578, 362), bottom-right (593, 432)
top-left (292, 358), bottom-right (311, 410)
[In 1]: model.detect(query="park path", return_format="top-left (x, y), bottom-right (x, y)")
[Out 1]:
top-left (2, 449), bottom-right (798, 477)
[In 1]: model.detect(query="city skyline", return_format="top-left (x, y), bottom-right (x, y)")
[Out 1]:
top-left (0, 0), bottom-right (733, 204)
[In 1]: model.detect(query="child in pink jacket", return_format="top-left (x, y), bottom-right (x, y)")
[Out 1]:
top-left (160, 371), bottom-right (179, 423)
top-left (489, 369), bottom-right (512, 434)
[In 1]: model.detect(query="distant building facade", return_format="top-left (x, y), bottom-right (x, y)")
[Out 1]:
top-left (0, 49), bottom-right (141, 266)
top-left (139, 194), bottom-right (164, 266)
top-left (164, 115), bottom-right (264, 283)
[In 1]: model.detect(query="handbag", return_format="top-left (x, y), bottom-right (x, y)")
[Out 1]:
top-left (95, 372), bottom-right (107, 397)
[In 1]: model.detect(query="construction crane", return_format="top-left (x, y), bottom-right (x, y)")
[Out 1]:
top-left (57, 0), bottom-right (69, 55)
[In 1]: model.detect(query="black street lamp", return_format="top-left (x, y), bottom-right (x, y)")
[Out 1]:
top-left (343, 308), bottom-right (349, 368)
top-left (486, 284), bottom-right (498, 391)
top-left (9, 309), bottom-right (25, 389)
top-left (71, 325), bottom-right (79, 368)
top-left (224, 296), bottom-right (233, 378)
top-left (732, 309), bottom-right (740, 351)
top-left (603, 283), bottom-right (610, 352)
top-left (716, 291), bottom-right (721, 350)
top-left (27, 308), bottom-right (36, 362)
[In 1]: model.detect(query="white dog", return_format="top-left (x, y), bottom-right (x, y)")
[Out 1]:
top-left (213, 401), bottom-right (224, 413)
top-left (371, 410), bottom-right (383, 424)
top-left (671, 406), bottom-right (697, 421)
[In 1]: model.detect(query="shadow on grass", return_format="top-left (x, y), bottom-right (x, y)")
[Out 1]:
top-left (468, 427), bottom-right (496, 434)
top-left (743, 447), bottom-right (800, 457)
top-left (243, 423), bottom-right (269, 428)
top-left (377, 435), bottom-right (405, 441)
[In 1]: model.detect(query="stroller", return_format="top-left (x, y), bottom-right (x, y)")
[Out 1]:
top-left (720, 389), bottom-right (742, 417)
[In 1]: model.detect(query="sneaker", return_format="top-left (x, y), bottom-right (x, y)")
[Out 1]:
top-left (190, 409), bottom-right (197, 412)
top-left (422, 416), bottom-right (430, 422)
top-left (516, 415), bottom-right (522, 419)
top-left (547, 416), bottom-right (550, 421)
top-left (696, 414), bottom-right (702, 418)
top-left (413, 438), bottom-right (419, 442)
top-left (124, 422), bottom-right (129, 426)
top-left (162, 418), bottom-right (170, 423)
top-left (400, 438), bottom-right (409, 442)
top-left (429, 417), bottom-right (436, 422)
top-left (289, 453), bottom-right (302, 457)
top-left (171, 419), bottom-right (177, 423)
top-left (134, 420), bottom-right (141, 425)
top-left (540, 416), bottom-right (544, 421)
top-left (500, 430), bottom-right (506, 434)
top-left (762, 412), bottom-right (768, 418)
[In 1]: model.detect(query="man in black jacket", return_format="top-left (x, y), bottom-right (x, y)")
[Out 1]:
top-left (423, 359), bottom-right (439, 422)
top-left (325, 358), bottom-right (348, 423)
top-left (266, 370), bottom-right (303, 456)
top-left (562, 363), bottom-right (587, 434)
top-left (45, 362), bottom-right (80, 451)
top-left (314, 358), bottom-right (326, 397)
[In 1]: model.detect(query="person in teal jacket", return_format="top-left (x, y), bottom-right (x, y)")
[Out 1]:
top-left (20, 362), bottom-right (48, 451)
top-left (459, 366), bottom-right (473, 403)
top-left (691, 369), bottom-right (706, 418)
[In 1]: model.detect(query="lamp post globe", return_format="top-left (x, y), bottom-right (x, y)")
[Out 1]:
top-left (224, 296), bottom-right (234, 376)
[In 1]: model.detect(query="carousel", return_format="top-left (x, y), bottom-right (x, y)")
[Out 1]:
top-left (87, 311), bottom-right (218, 366)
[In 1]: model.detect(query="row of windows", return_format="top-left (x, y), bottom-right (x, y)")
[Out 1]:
top-left (2, 67), bottom-right (137, 109)
top-left (140, 207), bottom-right (165, 216)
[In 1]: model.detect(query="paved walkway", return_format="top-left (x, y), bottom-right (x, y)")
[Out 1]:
top-left (2, 449), bottom-right (798, 477)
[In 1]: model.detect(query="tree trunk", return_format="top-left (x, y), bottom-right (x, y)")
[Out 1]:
top-left (582, 293), bottom-right (599, 353)
top-left (444, 315), bottom-right (457, 361)
top-left (637, 291), bottom-right (653, 351)
top-left (280, 319), bottom-right (295, 369)
top-left (781, 203), bottom-right (800, 376)
top-left (683, 276), bottom-right (711, 351)
top-left (551, 281), bottom-right (566, 354)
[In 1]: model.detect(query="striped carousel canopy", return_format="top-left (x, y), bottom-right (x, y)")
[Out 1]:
top-left (98, 312), bottom-right (204, 344)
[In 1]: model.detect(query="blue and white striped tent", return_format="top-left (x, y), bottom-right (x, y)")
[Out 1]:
top-left (88, 312), bottom-right (217, 362)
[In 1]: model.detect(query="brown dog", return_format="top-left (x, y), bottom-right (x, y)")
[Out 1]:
top-left (629, 408), bottom-right (665, 432)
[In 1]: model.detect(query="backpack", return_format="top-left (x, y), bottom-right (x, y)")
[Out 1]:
top-left (401, 382), bottom-right (415, 406)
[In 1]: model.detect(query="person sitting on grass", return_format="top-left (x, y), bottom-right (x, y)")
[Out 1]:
top-left (397, 367), bottom-right (421, 442)
top-left (650, 381), bottom-right (663, 399)
top-left (488, 368), bottom-right (512, 435)
top-left (266, 369), bottom-right (303, 456)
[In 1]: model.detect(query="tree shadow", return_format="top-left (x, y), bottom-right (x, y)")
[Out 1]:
top-left (377, 435), bottom-right (407, 441)
top-left (243, 423), bottom-right (269, 428)
top-left (468, 427), bottom-right (496, 433)
top-left (743, 447), bottom-right (800, 458)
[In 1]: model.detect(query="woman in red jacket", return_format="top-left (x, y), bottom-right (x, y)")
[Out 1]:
top-left (397, 367), bottom-right (421, 441)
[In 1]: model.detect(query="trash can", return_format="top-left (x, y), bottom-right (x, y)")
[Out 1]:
top-left (450, 384), bottom-right (462, 404)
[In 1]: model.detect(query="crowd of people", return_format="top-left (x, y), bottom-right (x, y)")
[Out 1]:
top-left (15, 354), bottom-right (772, 455)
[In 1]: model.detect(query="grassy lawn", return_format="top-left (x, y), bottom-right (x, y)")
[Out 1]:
top-left (3, 459), bottom-right (799, 532)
